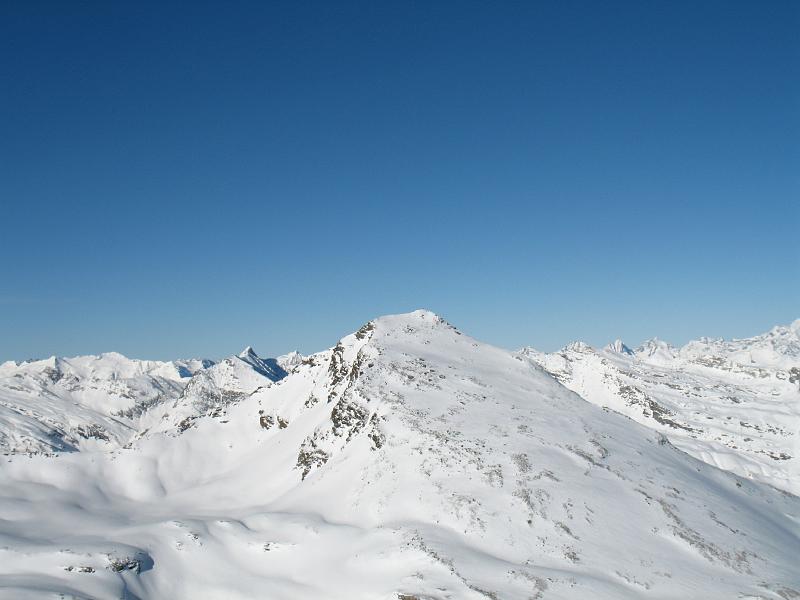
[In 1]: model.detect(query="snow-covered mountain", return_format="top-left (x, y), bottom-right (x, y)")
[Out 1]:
top-left (0, 346), bottom-right (287, 455)
top-left (140, 347), bottom-right (288, 436)
top-left (0, 353), bottom-right (208, 454)
top-left (0, 311), bottom-right (797, 599)
top-left (522, 320), bottom-right (800, 496)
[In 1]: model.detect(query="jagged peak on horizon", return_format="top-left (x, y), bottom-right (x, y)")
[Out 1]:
top-left (604, 339), bottom-right (634, 356)
top-left (239, 345), bottom-right (258, 358)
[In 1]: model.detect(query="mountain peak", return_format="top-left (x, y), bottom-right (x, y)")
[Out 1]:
top-left (355, 310), bottom-right (459, 342)
top-left (277, 351), bottom-right (304, 371)
top-left (604, 339), bottom-right (634, 356)
top-left (373, 309), bottom-right (443, 327)
top-left (232, 346), bottom-right (287, 382)
top-left (239, 346), bottom-right (258, 358)
top-left (562, 340), bottom-right (592, 353)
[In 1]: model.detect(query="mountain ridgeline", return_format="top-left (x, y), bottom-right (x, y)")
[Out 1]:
top-left (0, 311), bottom-right (797, 599)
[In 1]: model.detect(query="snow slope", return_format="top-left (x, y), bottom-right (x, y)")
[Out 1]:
top-left (522, 320), bottom-right (800, 495)
top-left (0, 311), bottom-right (797, 599)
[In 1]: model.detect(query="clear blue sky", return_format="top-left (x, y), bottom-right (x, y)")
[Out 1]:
top-left (1, 1), bottom-right (798, 361)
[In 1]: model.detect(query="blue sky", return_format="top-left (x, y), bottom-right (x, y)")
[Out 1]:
top-left (1, 1), bottom-right (798, 360)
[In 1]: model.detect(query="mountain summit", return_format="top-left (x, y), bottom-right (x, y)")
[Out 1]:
top-left (603, 339), bottom-right (634, 355)
top-left (239, 345), bottom-right (258, 358)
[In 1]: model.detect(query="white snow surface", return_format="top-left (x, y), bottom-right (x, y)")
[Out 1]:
top-left (522, 320), bottom-right (800, 496)
top-left (0, 347), bottom-right (287, 454)
top-left (0, 311), bottom-right (797, 599)
top-left (0, 353), bottom-right (211, 454)
top-left (277, 350), bottom-right (304, 372)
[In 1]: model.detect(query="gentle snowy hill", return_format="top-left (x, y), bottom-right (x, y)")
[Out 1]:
top-left (0, 311), bottom-right (797, 599)
top-left (522, 320), bottom-right (800, 495)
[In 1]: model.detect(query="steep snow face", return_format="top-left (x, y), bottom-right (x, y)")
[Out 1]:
top-left (522, 321), bottom-right (800, 495)
top-left (0, 311), bottom-right (797, 599)
top-left (237, 347), bottom-right (287, 380)
top-left (0, 353), bottom-right (212, 454)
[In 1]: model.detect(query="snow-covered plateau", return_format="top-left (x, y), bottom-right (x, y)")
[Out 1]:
top-left (0, 311), bottom-right (797, 599)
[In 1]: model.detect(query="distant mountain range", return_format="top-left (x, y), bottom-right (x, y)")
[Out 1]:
top-left (522, 319), bottom-right (800, 495)
top-left (0, 312), bottom-right (797, 599)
